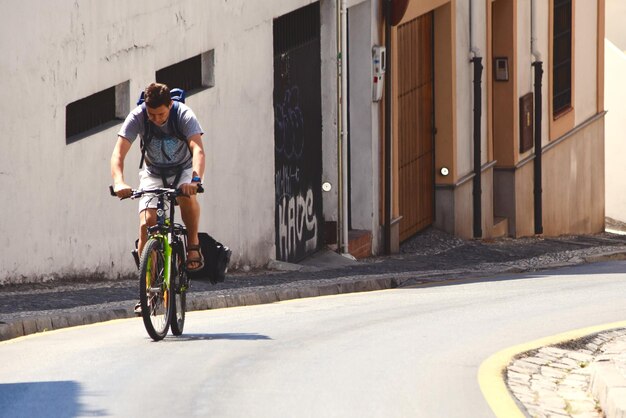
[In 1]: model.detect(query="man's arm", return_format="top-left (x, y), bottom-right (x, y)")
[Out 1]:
top-left (111, 136), bottom-right (133, 198)
top-left (188, 133), bottom-right (205, 180)
top-left (180, 133), bottom-right (205, 196)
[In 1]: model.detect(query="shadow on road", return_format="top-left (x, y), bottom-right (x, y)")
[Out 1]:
top-left (0, 381), bottom-right (106, 418)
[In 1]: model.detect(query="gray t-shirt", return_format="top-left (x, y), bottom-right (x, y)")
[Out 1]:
top-left (118, 103), bottom-right (203, 176)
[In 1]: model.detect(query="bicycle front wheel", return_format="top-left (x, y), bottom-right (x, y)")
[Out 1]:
top-left (139, 238), bottom-right (171, 341)
top-left (169, 247), bottom-right (186, 336)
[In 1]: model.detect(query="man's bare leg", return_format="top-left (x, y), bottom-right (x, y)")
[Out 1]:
top-left (138, 209), bottom-right (157, 256)
top-left (177, 195), bottom-right (202, 269)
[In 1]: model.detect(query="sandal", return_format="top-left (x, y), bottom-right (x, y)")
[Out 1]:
top-left (186, 245), bottom-right (205, 272)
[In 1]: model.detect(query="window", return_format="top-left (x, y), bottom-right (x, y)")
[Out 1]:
top-left (66, 81), bottom-right (129, 144)
top-left (156, 50), bottom-right (215, 93)
top-left (553, 0), bottom-right (572, 116)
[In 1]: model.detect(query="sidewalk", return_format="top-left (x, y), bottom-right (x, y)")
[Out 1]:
top-left (2, 227), bottom-right (626, 416)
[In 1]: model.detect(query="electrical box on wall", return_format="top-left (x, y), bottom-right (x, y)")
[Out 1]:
top-left (372, 46), bottom-right (386, 102)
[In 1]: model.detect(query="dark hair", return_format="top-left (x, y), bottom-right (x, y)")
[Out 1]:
top-left (144, 83), bottom-right (171, 108)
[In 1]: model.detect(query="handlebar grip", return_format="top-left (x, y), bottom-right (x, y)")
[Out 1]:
top-left (197, 184), bottom-right (204, 193)
top-left (110, 185), bottom-right (134, 200)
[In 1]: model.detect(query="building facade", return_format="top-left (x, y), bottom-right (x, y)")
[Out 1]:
top-left (386, 0), bottom-right (605, 245)
top-left (0, 0), bottom-right (605, 284)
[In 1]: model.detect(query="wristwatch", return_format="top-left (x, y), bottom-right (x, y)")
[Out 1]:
top-left (191, 176), bottom-right (202, 183)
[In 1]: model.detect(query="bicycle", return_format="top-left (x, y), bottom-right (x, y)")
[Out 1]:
top-left (109, 184), bottom-right (203, 341)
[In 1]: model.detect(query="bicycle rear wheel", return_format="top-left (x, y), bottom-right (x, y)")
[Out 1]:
top-left (139, 238), bottom-right (171, 341)
top-left (170, 247), bottom-right (186, 336)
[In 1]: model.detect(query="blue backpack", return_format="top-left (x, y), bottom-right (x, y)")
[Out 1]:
top-left (136, 88), bottom-right (187, 170)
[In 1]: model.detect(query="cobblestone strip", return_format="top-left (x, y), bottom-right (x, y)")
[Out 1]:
top-left (507, 329), bottom-right (626, 418)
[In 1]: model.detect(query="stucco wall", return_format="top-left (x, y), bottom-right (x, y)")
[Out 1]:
top-left (604, 0), bottom-right (626, 222)
top-left (542, 116), bottom-right (605, 236)
top-left (574, 0), bottom-right (599, 125)
top-left (455, 0), bottom-right (489, 178)
top-left (604, 39), bottom-right (626, 222)
top-left (1, 0), bottom-right (378, 283)
top-left (513, 159), bottom-right (535, 237)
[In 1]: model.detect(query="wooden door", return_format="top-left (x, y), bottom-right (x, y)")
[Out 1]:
top-left (397, 12), bottom-right (435, 242)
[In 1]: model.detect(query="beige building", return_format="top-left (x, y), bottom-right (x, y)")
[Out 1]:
top-left (383, 0), bottom-right (605, 248)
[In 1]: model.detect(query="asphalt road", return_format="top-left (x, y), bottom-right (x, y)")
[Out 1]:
top-left (1, 261), bottom-right (626, 418)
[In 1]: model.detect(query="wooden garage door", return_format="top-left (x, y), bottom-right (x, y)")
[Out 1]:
top-left (397, 12), bottom-right (435, 242)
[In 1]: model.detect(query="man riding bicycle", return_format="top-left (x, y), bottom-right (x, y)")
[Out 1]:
top-left (111, 82), bottom-right (206, 274)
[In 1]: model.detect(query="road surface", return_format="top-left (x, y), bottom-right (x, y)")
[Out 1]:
top-left (1, 261), bottom-right (626, 417)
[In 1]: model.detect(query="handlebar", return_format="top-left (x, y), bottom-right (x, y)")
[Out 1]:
top-left (109, 184), bottom-right (204, 200)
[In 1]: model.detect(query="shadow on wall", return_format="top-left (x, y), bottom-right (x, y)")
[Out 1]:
top-left (0, 381), bottom-right (106, 418)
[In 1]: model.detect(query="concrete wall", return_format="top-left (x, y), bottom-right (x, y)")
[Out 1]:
top-left (347, 0), bottom-right (383, 253)
top-left (0, 0), bottom-right (379, 283)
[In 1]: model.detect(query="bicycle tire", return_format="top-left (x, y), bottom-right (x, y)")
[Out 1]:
top-left (139, 237), bottom-right (171, 341)
top-left (169, 246), bottom-right (186, 336)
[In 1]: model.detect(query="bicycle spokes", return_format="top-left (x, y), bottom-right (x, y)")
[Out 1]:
top-left (140, 240), bottom-right (171, 341)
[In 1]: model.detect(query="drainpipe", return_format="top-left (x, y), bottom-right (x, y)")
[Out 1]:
top-left (384, 0), bottom-right (392, 254)
top-left (470, 0), bottom-right (483, 238)
top-left (337, 0), bottom-right (354, 258)
top-left (471, 57), bottom-right (483, 239)
top-left (531, 0), bottom-right (544, 234)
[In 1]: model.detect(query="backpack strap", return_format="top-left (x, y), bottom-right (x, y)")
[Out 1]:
top-left (167, 101), bottom-right (193, 157)
top-left (168, 101), bottom-right (184, 140)
top-left (139, 104), bottom-right (150, 169)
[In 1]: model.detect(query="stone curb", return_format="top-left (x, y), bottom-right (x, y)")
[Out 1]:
top-left (0, 276), bottom-right (404, 342)
top-left (590, 362), bottom-right (626, 418)
top-left (0, 264), bottom-right (537, 342)
top-left (583, 250), bottom-right (626, 263)
top-left (2, 248), bottom-right (626, 342)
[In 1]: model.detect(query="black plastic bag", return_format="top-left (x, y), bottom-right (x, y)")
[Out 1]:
top-left (188, 232), bottom-right (231, 284)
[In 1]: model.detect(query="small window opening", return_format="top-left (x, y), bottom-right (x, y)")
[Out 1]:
top-left (156, 50), bottom-right (215, 94)
top-left (553, 0), bottom-right (572, 116)
top-left (66, 81), bottom-right (129, 144)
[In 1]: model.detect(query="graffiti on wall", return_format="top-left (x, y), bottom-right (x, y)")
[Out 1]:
top-left (274, 85), bottom-right (318, 261)
top-left (276, 188), bottom-right (318, 260)
top-left (274, 86), bottom-right (305, 160)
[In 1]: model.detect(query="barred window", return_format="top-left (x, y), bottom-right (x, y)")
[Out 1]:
top-left (156, 50), bottom-right (215, 94)
top-left (553, 0), bottom-right (572, 116)
top-left (66, 82), bottom-right (129, 144)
